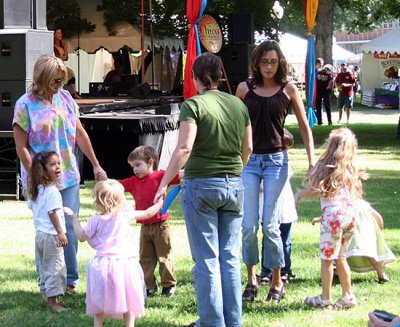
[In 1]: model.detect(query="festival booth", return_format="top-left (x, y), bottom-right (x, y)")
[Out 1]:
top-left (360, 28), bottom-right (400, 109)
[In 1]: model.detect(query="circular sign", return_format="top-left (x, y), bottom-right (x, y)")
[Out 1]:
top-left (199, 15), bottom-right (223, 53)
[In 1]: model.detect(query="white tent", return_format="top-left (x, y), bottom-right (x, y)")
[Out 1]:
top-left (278, 33), bottom-right (355, 82)
top-left (62, 0), bottom-right (183, 94)
top-left (359, 28), bottom-right (400, 91)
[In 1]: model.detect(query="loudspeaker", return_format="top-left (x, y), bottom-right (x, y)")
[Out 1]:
top-left (0, 0), bottom-right (32, 29)
top-left (0, 80), bottom-right (30, 130)
top-left (219, 44), bottom-right (254, 93)
top-left (130, 82), bottom-right (151, 99)
top-left (0, 30), bottom-right (53, 80)
top-left (229, 13), bottom-right (254, 45)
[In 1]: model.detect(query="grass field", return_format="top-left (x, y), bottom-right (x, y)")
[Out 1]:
top-left (0, 107), bottom-right (399, 326)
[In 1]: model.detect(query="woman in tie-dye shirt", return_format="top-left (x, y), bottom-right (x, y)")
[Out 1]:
top-left (13, 54), bottom-right (107, 294)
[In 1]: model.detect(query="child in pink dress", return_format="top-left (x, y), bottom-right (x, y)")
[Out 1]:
top-left (64, 179), bottom-right (163, 327)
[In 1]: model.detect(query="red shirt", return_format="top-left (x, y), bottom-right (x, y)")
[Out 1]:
top-left (119, 170), bottom-right (180, 224)
top-left (335, 71), bottom-right (355, 97)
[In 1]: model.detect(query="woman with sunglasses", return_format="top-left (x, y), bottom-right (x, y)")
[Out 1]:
top-left (13, 54), bottom-right (107, 294)
top-left (236, 40), bottom-right (315, 303)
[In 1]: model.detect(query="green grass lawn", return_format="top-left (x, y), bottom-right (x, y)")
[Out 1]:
top-left (0, 108), bottom-right (399, 326)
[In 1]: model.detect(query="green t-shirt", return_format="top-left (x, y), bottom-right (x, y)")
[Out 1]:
top-left (179, 90), bottom-right (250, 178)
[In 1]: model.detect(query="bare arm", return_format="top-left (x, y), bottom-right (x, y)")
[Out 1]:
top-left (13, 124), bottom-right (32, 172)
top-left (154, 121), bottom-right (196, 203)
top-left (369, 207), bottom-right (384, 230)
top-left (49, 210), bottom-right (68, 246)
top-left (75, 119), bottom-right (107, 180)
top-left (241, 124), bottom-right (252, 166)
top-left (295, 187), bottom-right (319, 204)
top-left (286, 83), bottom-right (315, 169)
top-left (235, 81), bottom-right (249, 100)
top-left (134, 199), bottom-right (164, 221)
top-left (64, 208), bottom-right (88, 242)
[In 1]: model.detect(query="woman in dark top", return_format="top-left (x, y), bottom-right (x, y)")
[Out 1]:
top-left (236, 40), bottom-right (315, 303)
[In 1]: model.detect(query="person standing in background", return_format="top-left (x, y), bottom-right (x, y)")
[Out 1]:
top-left (335, 63), bottom-right (355, 124)
top-left (315, 64), bottom-right (334, 125)
top-left (54, 27), bottom-right (81, 99)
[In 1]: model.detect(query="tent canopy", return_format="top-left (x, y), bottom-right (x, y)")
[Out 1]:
top-left (66, 0), bottom-right (183, 53)
top-left (360, 28), bottom-right (400, 54)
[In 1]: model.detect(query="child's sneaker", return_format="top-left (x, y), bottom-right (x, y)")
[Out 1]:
top-left (161, 285), bottom-right (176, 297)
top-left (146, 287), bottom-right (158, 297)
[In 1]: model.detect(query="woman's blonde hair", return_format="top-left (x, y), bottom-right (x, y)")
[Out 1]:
top-left (29, 54), bottom-right (68, 99)
top-left (93, 179), bottom-right (127, 215)
top-left (306, 128), bottom-right (368, 199)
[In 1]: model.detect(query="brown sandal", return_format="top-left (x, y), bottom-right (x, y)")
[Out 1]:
top-left (266, 286), bottom-right (285, 303)
top-left (242, 283), bottom-right (258, 302)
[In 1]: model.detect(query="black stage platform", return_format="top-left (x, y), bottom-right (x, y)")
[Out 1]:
top-left (78, 97), bottom-right (181, 180)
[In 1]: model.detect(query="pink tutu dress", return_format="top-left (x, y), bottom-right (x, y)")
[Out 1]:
top-left (83, 207), bottom-right (145, 319)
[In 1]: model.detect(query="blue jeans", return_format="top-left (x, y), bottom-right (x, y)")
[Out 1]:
top-left (261, 223), bottom-right (293, 277)
top-left (182, 176), bottom-right (243, 327)
top-left (242, 152), bottom-right (288, 269)
top-left (60, 184), bottom-right (80, 286)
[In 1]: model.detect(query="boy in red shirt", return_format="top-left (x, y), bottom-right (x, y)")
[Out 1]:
top-left (119, 146), bottom-right (181, 297)
top-left (335, 63), bottom-right (355, 124)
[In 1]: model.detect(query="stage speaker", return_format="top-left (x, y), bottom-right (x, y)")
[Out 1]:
top-left (219, 44), bottom-right (255, 94)
top-left (229, 13), bottom-right (254, 45)
top-left (0, 0), bottom-right (32, 29)
top-left (130, 82), bottom-right (151, 99)
top-left (0, 80), bottom-right (30, 130)
top-left (0, 30), bottom-right (53, 80)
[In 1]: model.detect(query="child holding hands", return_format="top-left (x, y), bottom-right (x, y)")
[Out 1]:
top-left (296, 128), bottom-right (366, 309)
top-left (28, 151), bottom-right (68, 312)
top-left (64, 179), bottom-right (163, 327)
top-left (119, 146), bottom-right (181, 297)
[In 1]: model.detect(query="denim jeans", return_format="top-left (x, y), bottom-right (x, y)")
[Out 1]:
top-left (261, 223), bottom-right (293, 276)
top-left (182, 176), bottom-right (243, 327)
top-left (60, 184), bottom-right (80, 286)
top-left (242, 152), bottom-right (288, 269)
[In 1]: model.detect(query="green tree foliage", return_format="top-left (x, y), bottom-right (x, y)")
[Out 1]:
top-left (47, 0), bottom-right (95, 38)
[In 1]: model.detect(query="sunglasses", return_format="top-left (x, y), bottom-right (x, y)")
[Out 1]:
top-left (52, 78), bottom-right (63, 84)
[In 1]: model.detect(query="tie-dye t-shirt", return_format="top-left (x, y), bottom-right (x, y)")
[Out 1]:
top-left (13, 88), bottom-right (80, 190)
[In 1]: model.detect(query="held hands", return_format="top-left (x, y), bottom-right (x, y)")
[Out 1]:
top-left (63, 207), bottom-right (76, 219)
top-left (93, 166), bottom-right (108, 181)
top-left (154, 185), bottom-right (168, 204)
top-left (312, 216), bottom-right (322, 225)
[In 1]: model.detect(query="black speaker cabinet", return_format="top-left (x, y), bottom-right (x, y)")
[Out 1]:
top-left (229, 13), bottom-right (254, 45)
top-left (0, 0), bottom-right (32, 29)
top-left (219, 44), bottom-right (255, 93)
top-left (0, 80), bottom-right (30, 130)
top-left (0, 29), bottom-right (53, 81)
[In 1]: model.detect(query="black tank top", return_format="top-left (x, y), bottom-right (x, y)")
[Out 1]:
top-left (244, 81), bottom-right (291, 154)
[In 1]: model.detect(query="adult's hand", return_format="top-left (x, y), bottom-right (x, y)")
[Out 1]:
top-left (368, 312), bottom-right (400, 327)
top-left (154, 185), bottom-right (168, 204)
top-left (93, 166), bottom-right (107, 181)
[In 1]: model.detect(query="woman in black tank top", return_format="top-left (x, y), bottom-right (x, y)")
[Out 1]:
top-left (236, 40), bottom-right (315, 303)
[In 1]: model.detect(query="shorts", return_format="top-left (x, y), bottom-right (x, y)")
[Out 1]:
top-left (338, 95), bottom-right (353, 109)
top-left (320, 205), bottom-right (356, 260)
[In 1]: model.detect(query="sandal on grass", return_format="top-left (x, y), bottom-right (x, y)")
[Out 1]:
top-left (304, 295), bottom-right (333, 309)
top-left (334, 294), bottom-right (357, 309)
top-left (242, 283), bottom-right (258, 302)
top-left (266, 286), bottom-right (285, 303)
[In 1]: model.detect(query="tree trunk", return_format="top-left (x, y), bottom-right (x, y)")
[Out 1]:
top-left (315, 0), bottom-right (334, 65)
